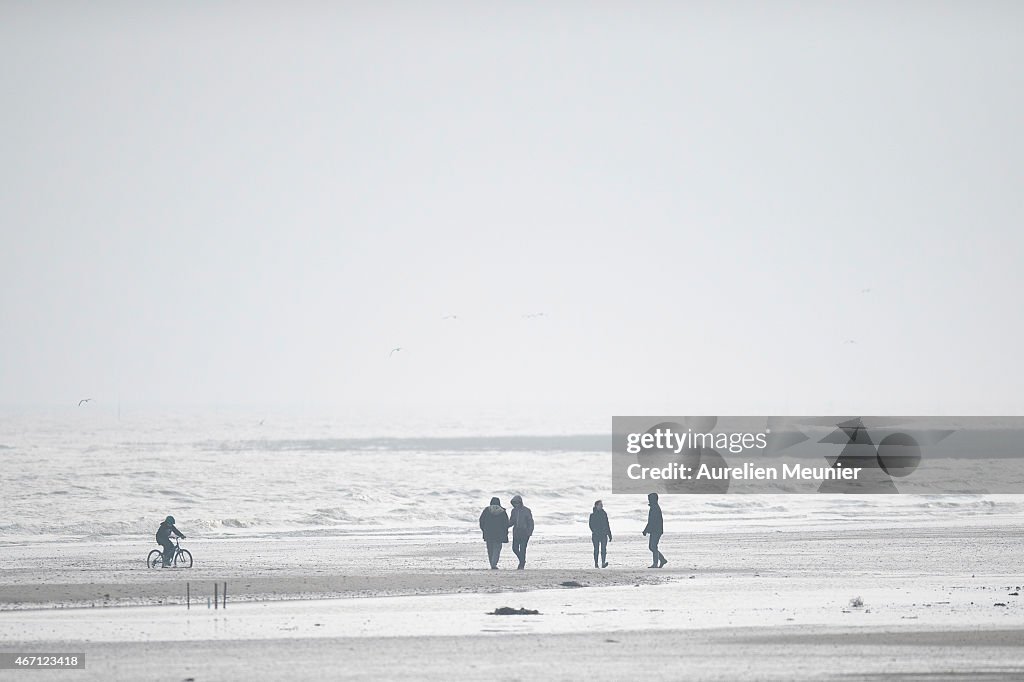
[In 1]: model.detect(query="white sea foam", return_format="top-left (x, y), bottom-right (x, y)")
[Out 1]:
top-left (1, 409), bottom-right (1021, 545)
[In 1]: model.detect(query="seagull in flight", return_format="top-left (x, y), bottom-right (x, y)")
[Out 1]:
top-left (860, 288), bottom-right (872, 294)
top-left (78, 398), bottom-right (93, 406)
top-left (441, 315), bottom-right (459, 320)
top-left (844, 340), bottom-right (857, 345)
top-left (522, 312), bottom-right (546, 319)
top-left (389, 347), bottom-right (402, 358)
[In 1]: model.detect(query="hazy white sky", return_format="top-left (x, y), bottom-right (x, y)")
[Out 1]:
top-left (2, 2), bottom-right (1022, 416)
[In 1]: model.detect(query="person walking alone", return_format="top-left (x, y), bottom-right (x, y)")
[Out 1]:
top-left (589, 500), bottom-right (612, 568)
top-left (642, 492), bottom-right (667, 568)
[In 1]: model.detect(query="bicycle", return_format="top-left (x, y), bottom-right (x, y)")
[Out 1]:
top-left (147, 537), bottom-right (193, 569)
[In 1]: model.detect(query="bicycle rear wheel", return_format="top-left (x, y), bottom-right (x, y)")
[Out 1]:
top-left (147, 550), bottom-right (163, 569)
top-left (176, 549), bottom-right (193, 568)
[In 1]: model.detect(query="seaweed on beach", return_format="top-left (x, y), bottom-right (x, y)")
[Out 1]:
top-left (491, 607), bottom-right (540, 615)
top-left (560, 581), bottom-right (584, 588)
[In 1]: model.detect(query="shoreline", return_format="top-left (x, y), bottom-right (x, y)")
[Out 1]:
top-left (0, 568), bottom-right (674, 612)
top-left (3, 521), bottom-right (1023, 611)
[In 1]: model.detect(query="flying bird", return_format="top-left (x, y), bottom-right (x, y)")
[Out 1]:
top-left (860, 288), bottom-right (872, 294)
top-left (441, 315), bottom-right (459, 320)
top-left (522, 312), bottom-right (546, 319)
top-left (389, 347), bottom-right (402, 358)
top-left (78, 398), bottom-right (93, 407)
top-left (844, 340), bottom-right (857, 345)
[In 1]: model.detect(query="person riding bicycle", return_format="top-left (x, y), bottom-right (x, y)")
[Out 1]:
top-left (156, 516), bottom-right (186, 568)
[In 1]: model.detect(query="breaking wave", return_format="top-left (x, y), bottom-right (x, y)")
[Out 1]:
top-left (195, 435), bottom-right (608, 454)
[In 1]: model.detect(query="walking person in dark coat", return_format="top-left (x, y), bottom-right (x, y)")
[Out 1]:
top-left (508, 494), bottom-right (535, 570)
top-left (642, 492), bottom-right (668, 568)
top-left (589, 500), bottom-right (612, 568)
top-left (479, 497), bottom-right (509, 569)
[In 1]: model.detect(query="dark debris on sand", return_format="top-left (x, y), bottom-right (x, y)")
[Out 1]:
top-left (491, 607), bottom-right (540, 615)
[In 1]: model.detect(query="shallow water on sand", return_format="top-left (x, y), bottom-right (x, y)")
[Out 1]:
top-left (4, 573), bottom-right (1023, 643)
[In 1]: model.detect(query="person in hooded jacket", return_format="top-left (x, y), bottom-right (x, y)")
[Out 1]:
top-left (642, 492), bottom-right (668, 568)
top-left (479, 497), bottom-right (509, 569)
top-left (507, 494), bottom-right (534, 570)
top-left (156, 515), bottom-right (186, 568)
top-left (589, 500), bottom-right (612, 568)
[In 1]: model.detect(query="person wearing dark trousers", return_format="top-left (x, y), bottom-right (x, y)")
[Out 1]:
top-left (508, 494), bottom-right (534, 570)
top-left (642, 492), bottom-right (667, 568)
top-left (155, 515), bottom-right (185, 568)
top-left (589, 500), bottom-right (612, 568)
top-left (479, 497), bottom-right (509, 569)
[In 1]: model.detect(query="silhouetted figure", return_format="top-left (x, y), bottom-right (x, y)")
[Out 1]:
top-left (155, 515), bottom-right (185, 568)
top-left (589, 500), bottom-right (612, 568)
top-left (642, 492), bottom-right (667, 568)
top-left (479, 497), bottom-right (509, 569)
top-left (508, 494), bottom-right (535, 569)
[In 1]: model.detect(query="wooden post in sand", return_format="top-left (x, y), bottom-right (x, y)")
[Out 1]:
top-left (223, 582), bottom-right (227, 609)
top-left (187, 582), bottom-right (190, 610)
top-left (214, 582), bottom-right (218, 610)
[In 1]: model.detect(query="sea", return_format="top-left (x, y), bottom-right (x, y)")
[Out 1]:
top-left (1, 407), bottom-right (1019, 545)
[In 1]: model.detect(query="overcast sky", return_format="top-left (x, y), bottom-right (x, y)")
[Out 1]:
top-left (2, 2), bottom-right (1022, 417)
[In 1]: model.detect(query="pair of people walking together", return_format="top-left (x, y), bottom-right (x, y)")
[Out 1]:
top-left (479, 495), bottom-right (534, 569)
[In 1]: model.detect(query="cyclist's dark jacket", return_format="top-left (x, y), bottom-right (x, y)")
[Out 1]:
top-left (156, 522), bottom-right (185, 544)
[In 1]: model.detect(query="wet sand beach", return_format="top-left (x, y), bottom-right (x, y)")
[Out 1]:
top-left (2, 521), bottom-right (1023, 680)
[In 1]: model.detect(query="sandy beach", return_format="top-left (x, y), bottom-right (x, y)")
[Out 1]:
top-left (2, 520), bottom-right (1023, 680)
top-left (7, 627), bottom-right (1023, 681)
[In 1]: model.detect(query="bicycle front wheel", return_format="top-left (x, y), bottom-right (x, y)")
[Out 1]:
top-left (176, 549), bottom-right (193, 568)
top-left (147, 550), bottom-right (163, 569)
